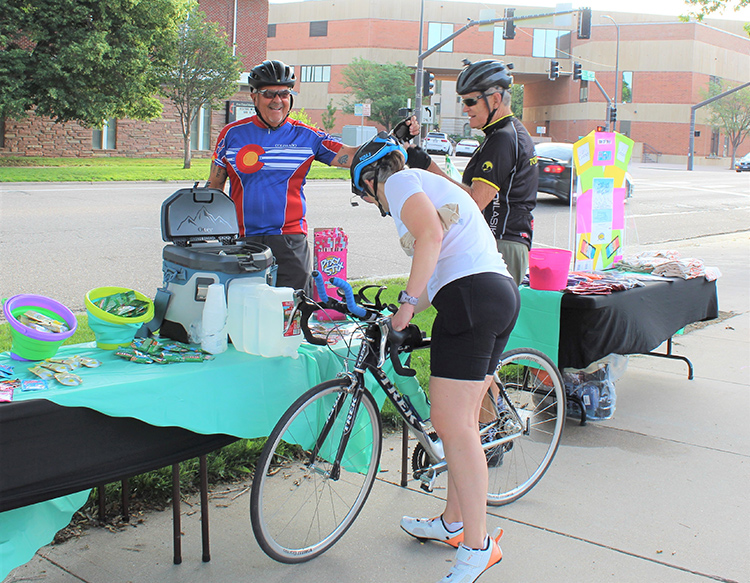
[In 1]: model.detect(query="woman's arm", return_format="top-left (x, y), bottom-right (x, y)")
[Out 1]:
top-left (391, 191), bottom-right (444, 331)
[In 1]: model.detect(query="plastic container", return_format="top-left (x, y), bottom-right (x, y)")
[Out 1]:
top-left (528, 248), bottom-right (573, 291)
top-left (85, 286), bottom-right (155, 349)
top-left (227, 282), bottom-right (301, 358)
top-left (201, 283), bottom-right (228, 354)
top-left (227, 279), bottom-right (264, 355)
top-left (2, 294), bottom-right (78, 361)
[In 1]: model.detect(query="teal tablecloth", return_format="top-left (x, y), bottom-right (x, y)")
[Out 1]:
top-left (0, 339), bottom-right (428, 580)
top-left (505, 286), bottom-right (563, 362)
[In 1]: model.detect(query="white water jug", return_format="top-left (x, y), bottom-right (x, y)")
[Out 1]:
top-left (227, 282), bottom-right (301, 358)
top-left (201, 283), bottom-right (228, 354)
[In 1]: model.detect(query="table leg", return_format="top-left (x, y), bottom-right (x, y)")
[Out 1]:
top-left (643, 337), bottom-right (695, 380)
top-left (200, 455), bottom-right (210, 562)
top-left (121, 478), bottom-right (130, 522)
top-left (97, 484), bottom-right (106, 523)
top-left (172, 464), bottom-right (182, 565)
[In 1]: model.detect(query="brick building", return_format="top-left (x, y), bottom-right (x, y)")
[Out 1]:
top-left (267, 0), bottom-right (750, 165)
top-left (2, 0), bottom-right (748, 166)
top-left (0, 0), bottom-right (268, 159)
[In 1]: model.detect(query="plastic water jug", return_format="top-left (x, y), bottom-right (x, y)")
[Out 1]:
top-left (227, 282), bottom-right (301, 358)
top-left (227, 279), bottom-right (264, 355)
top-left (201, 283), bottom-right (228, 354)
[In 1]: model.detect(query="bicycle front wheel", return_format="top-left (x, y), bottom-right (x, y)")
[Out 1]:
top-left (250, 378), bottom-right (383, 563)
top-left (485, 348), bottom-right (565, 505)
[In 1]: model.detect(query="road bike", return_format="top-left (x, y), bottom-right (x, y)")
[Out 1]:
top-left (250, 273), bottom-right (565, 563)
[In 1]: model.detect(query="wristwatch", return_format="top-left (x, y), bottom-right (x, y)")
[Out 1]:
top-left (397, 290), bottom-right (419, 306)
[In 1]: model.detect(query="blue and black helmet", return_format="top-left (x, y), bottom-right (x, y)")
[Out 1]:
top-left (350, 131), bottom-right (408, 199)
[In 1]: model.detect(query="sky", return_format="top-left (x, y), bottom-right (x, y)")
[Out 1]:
top-left (268, 0), bottom-right (750, 22)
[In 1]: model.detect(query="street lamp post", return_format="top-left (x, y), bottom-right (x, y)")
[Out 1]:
top-left (602, 15), bottom-right (620, 130)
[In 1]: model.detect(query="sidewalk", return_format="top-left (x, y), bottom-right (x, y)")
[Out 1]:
top-left (5, 233), bottom-right (749, 583)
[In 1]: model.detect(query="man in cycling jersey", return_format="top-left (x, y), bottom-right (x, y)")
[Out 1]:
top-left (406, 59), bottom-right (538, 285)
top-left (208, 59), bottom-right (361, 291)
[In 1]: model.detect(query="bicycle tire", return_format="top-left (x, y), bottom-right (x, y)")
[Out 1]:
top-left (484, 348), bottom-right (565, 505)
top-left (250, 378), bottom-right (383, 563)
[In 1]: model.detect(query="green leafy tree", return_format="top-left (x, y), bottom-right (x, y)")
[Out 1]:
top-left (702, 80), bottom-right (750, 169)
top-left (0, 0), bottom-right (186, 125)
top-left (158, 3), bottom-right (243, 168)
top-left (339, 58), bottom-right (413, 131)
top-left (510, 85), bottom-right (524, 120)
top-left (289, 108), bottom-right (316, 127)
top-left (681, 0), bottom-right (750, 35)
top-left (321, 100), bottom-right (337, 133)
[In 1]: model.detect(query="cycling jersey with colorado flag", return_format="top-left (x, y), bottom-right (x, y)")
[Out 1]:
top-left (212, 116), bottom-right (343, 236)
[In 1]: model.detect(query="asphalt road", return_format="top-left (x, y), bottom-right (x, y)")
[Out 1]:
top-left (1, 161), bottom-right (748, 313)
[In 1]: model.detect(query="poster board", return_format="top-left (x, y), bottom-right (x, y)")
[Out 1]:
top-left (572, 131), bottom-right (633, 271)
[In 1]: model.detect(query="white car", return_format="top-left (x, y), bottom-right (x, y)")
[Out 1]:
top-left (455, 138), bottom-right (480, 157)
top-left (423, 132), bottom-right (455, 155)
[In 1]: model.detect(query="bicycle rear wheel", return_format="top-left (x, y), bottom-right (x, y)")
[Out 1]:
top-left (250, 378), bottom-right (382, 563)
top-left (483, 348), bottom-right (565, 505)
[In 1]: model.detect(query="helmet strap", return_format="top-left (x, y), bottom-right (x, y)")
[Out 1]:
top-left (482, 90), bottom-right (501, 129)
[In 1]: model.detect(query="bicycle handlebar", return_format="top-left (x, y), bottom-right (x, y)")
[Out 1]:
top-left (295, 271), bottom-right (428, 377)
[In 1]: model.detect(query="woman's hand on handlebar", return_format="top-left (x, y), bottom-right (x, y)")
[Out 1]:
top-left (391, 303), bottom-right (415, 332)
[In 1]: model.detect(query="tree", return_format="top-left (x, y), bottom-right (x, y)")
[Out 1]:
top-left (0, 0), bottom-right (186, 125)
top-left (681, 0), bottom-right (750, 35)
top-left (510, 85), bottom-right (524, 120)
top-left (158, 3), bottom-right (243, 168)
top-left (321, 100), bottom-right (337, 133)
top-left (703, 80), bottom-right (750, 168)
top-left (339, 58), bottom-right (413, 131)
top-left (289, 108), bottom-right (316, 127)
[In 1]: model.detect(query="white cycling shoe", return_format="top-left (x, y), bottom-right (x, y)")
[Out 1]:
top-left (438, 527), bottom-right (504, 583)
top-left (400, 515), bottom-right (464, 548)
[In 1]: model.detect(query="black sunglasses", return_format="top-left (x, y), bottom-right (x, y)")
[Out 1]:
top-left (461, 89), bottom-right (501, 107)
top-left (257, 89), bottom-right (293, 99)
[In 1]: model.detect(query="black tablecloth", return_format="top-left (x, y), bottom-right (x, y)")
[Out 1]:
top-left (558, 277), bottom-right (719, 370)
top-left (0, 399), bottom-right (237, 512)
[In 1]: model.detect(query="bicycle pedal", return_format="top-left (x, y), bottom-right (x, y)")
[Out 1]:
top-left (420, 482), bottom-right (434, 493)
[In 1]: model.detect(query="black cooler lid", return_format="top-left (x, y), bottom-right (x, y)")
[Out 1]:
top-left (161, 185), bottom-right (239, 246)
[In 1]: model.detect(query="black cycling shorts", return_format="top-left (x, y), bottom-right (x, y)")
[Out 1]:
top-left (430, 272), bottom-right (520, 381)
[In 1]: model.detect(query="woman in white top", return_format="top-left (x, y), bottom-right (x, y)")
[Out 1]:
top-left (350, 132), bottom-right (520, 583)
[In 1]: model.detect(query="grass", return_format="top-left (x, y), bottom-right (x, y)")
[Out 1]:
top-left (1, 277), bottom-right (434, 525)
top-left (0, 156), bottom-right (350, 182)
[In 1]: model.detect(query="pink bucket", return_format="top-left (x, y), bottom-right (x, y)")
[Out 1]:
top-left (528, 248), bottom-right (572, 291)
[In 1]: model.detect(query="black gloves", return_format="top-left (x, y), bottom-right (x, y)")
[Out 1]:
top-left (391, 117), bottom-right (415, 143)
top-left (406, 146), bottom-right (432, 170)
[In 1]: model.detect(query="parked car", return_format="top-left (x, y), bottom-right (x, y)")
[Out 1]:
top-left (423, 132), bottom-right (455, 155)
top-left (735, 153), bottom-right (750, 172)
top-left (535, 142), bottom-right (634, 202)
top-left (455, 138), bottom-right (480, 156)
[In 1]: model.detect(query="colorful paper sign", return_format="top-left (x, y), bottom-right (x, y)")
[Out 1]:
top-left (572, 130), bottom-right (631, 271)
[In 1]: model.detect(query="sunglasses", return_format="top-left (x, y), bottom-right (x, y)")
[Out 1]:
top-left (461, 89), bottom-right (500, 107)
top-left (257, 89), bottom-right (293, 100)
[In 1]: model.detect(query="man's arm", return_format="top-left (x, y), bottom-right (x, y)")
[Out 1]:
top-left (208, 162), bottom-right (228, 191)
top-left (330, 144), bottom-right (358, 168)
top-left (413, 151), bottom-right (498, 211)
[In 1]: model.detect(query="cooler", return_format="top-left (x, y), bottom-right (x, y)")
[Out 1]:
top-left (159, 185), bottom-right (276, 342)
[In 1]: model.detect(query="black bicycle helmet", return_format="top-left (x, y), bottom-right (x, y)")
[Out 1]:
top-left (248, 59), bottom-right (296, 90)
top-left (455, 59), bottom-right (514, 95)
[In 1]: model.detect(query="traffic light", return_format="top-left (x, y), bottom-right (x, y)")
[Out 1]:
top-left (609, 106), bottom-right (617, 124)
top-left (578, 7), bottom-right (592, 39)
top-left (573, 62), bottom-right (582, 81)
top-left (549, 60), bottom-right (560, 81)
top-left (422, 71), bottom-right (435, 97)
top-left (503, 7), bottom-right (515, 40)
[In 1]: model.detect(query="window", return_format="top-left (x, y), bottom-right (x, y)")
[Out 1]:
top-left (190, 106), bottom-right (212, 151)
top-left (621, 71), bottom-right (633, 103)
top-left (92, 119), bottom-right (117, 150)
top-left (579, 80), bottom-right (589, 103)
top-left (300, 65), bottom-right (331, 83)
top-left (268, 24), bottom-right (276, 38)
top-left (532, 29), bottom-right (569, 59)
top-left (310, 21), bottom-right (328, 37)
top-left (492, 27), bottom-right (506, 55)
top-left (428, 22), bottom-right (453, 52)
